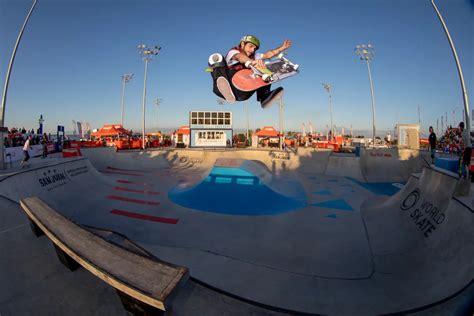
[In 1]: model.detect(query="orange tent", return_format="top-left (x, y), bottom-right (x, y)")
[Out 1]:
top-left (174, 126), bottom-right (190, 135)
top-left (256, 126), bottom-right (280, 137)
top-left (146, 132), bottom-right (162, 137)
top-left (91, 124), bottom-right (131, 137)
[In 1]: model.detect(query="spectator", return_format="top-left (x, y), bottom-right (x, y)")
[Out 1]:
top-left (429, 126), bottom-right (437, 164)
top-left (458, 122), bottom-right (472, 179)
top-left (21, 135), bottom-right (32, 167)
top-left (41, 133), bottom-right (48, 158)
top-left (386, 132), bottom-right (391, 148)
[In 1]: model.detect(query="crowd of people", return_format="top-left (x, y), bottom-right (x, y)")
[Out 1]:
top-left (3, 127), bottom-right (51, 148)
top-left (429, 122), bottom-right (473, 179)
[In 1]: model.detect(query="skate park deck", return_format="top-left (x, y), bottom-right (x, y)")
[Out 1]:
top-left (0, 147), bottom-right (472, 315)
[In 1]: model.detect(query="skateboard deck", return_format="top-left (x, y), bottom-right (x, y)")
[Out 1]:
top-left (232, 55), bottom-right (299, 92)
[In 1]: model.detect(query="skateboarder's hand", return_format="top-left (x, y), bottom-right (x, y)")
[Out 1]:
top-left (252, 59), bottom-right (266, 69)
top-left (281, 39), bottom-right (291, 50)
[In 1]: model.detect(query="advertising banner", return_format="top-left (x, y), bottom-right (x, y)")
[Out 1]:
top-left (5, 144), bottom-right (44, 162)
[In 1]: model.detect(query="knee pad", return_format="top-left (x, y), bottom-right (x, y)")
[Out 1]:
top-left (208, 53), bottom-right (225, 67)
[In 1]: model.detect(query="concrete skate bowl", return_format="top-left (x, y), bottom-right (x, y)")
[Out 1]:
top-left (0, 147), bottom-right (472, 315)
top-left (169, 158), bottom-right (306, 215)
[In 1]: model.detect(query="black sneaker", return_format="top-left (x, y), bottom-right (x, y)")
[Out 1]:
top-left (261, 87), bottom-right (284, 109)
top-left (217, 77), bottom-right (236, 103)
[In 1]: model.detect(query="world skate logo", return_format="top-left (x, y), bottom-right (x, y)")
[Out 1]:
top-left (400, 189), bottom-right (420, 210)
top-left (400, 188), bottom-right (446, 238)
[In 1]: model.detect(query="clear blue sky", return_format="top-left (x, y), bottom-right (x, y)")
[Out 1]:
top-left (1, 0), bottom-right (472, 136)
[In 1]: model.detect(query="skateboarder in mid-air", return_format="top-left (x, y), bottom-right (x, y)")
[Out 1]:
top-left (209, 35), bottom-right (291, 108)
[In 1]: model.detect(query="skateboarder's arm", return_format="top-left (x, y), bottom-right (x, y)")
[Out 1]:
top-left (232, 53), bottom-right (266, 69)
top-left (261, 40), bottom-right (292, 59)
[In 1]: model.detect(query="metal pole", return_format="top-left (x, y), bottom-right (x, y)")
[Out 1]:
top-left (120, 78), bottom-right (126, 126)
top-left (153, 98), bottom-right (162, 132)
top-left (279, 97), bottom-right (283, 151)
top-left (322, 83), bottom-right (334, 141)
top-left (141, 59), bottom-right (148, 150)
top-left (366, 60), bottom-right (376, 147)
top-left (245, 100), bottom-right (249, 147)
top-left (0, 0), bottom-right (37, 169)
top-left (431, 0), bottom-right (470, 132)
top-left (418, 106), bottom-right (421, 126)
top-left (282, 99), bottom-right (285, 147)
top-left (329, 92), bottom-right (333, 140)
top-left (418, 106), bottom-right (421, 139)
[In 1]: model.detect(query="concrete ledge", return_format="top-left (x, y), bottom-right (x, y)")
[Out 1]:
top-left (19, 196), bottom-right (189, 313)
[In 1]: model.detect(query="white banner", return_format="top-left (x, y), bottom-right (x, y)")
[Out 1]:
top-left (4, 144), bottom-right (44, 162)
top-left (195, 137), bottom-right (226, 147)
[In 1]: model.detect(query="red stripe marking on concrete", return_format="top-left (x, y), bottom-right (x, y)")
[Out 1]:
top-left (116, 180), bottom-right (153, 186)
top-left (117, 180), bottom-right (134, 184)
top-left (101, 170), bottom-right (142, 177)
top-left (111, 209), bottom-right (177, 224)
top-left (107, 166), bottom-right (147, 173)
top-left (114, 186), bottom-right (160, 195)
top-left (107, 195), bottom-right (160, 205)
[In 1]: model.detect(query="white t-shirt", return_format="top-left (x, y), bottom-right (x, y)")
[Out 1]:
top-left (23, 138), bottom-right (31, 151)
top-left (225, 49), bottom-right (263, 67)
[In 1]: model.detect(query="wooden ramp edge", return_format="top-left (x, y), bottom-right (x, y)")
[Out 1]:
top-left (20, 196), bottom-right (189, 312)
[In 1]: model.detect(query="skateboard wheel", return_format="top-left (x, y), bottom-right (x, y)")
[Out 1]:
top-left (277, 53), bottom-right (284, 59)
top-left (293, 64), bottom-right (300, 71)
top-left (262, 74), bottom-right (271, 82)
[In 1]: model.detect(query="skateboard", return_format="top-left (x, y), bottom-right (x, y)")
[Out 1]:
top-left (231, 53), bottom-right (299, 92)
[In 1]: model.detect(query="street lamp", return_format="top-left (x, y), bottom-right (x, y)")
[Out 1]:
top-left (245, 99), bottom-right (249, 147)
top-left (154, 98), bottom-right (163, 132)
top-left (322, 83), bottom-right (334, 141)
top-left (216, 98), bottom-right (225, 109)
top-left (431, 0), bottom-right (470, 133)
top-left (1, 0), bottom-right (37, 169)
top-left (138, 44), bottom-right (161, 150)
top-left (120, 73), bottom-right (133, 127)
top-left (279, 97), bottom-right (285, 151)
top-left (355, 44), bottom-right (377, 147)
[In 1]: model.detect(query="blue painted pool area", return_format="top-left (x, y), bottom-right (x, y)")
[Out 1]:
top-left (169, 166), bottom-right (306, 215)
top-left (346, 177), bottom-right (404, 196)
top-left (310, 199), bottom-right (354, 211)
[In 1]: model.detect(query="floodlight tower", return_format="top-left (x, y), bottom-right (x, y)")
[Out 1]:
top-left (245, 100), bottom-right (249, 146)
top-left (322, 83), bottom-right (334, 140)
top-left (154, 98), bottom-right (163, 131)
top-left (138, 44), bottom-right (161, 150)
top-left (120, 73), bottom-right (133, 126)
top-left (217, 98), bottom-right (225, 109)
top-left (279, 97), bottom-right (285, 151)
top-left (355, 44), bottom-right (376, 147)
